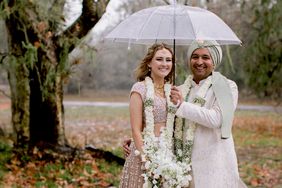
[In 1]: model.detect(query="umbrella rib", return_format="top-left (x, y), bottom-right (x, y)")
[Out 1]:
top-left (136, 6), bottom-right (162, 41)
top-left (154, 16), bottom-right (165, 43)
top-left (183, 8), bottom-right (197, 42)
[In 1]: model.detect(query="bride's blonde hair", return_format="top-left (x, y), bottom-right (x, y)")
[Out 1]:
top-left (134, 43), bottom-right (175, 83)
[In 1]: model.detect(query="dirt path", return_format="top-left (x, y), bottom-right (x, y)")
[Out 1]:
top-left (63, 101), bottom-right (282, 113)
top-left (1, 100), bottom-right (281, 113)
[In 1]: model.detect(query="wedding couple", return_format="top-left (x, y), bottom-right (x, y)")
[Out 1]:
top-left (119, 41), bottom-right (247, 188)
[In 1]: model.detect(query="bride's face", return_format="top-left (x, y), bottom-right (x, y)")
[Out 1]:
top-left (149, 48), bottom-right (173, 80)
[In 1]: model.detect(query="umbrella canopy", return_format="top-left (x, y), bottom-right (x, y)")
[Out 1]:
top-left (105, 4), bottom-right (241, 45)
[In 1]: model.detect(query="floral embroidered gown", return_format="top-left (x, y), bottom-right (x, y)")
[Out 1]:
top-left (119, 81), bottom-right (167, 188)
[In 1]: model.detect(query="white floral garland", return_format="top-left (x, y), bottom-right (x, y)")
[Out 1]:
top-left (174, 75), bottom-right (212, 164)
top-left (141, 76), bottom-right (192, 188)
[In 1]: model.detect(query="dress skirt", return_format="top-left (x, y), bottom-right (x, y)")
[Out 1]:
top-left (119, 142), bottom-right (144, 188)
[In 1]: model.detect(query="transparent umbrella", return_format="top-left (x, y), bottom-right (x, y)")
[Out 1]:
top-left (105, 4), bottom-right (241, 46)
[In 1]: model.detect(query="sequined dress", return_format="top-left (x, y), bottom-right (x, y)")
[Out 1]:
top-left (119, 81), bottom-right (167, 188)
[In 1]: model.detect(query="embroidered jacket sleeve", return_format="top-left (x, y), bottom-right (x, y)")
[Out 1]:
top-left (176, 80), bottom-right (238, 129)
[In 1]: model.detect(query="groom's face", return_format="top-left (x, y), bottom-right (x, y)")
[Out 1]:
top-left (189, 48), bottom-right (214, 83)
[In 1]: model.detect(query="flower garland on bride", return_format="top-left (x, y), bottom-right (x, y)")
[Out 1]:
top-left (141, 76), bottom-right (192, 188)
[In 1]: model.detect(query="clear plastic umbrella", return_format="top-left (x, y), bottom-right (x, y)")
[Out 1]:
top-left (105, 4), bottom-right (241, 46)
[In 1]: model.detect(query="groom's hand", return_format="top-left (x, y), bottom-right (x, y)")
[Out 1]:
top-left (122, 138), bottom-right (132, 158)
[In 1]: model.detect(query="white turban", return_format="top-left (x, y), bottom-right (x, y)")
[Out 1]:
top-left (187, 40), bottom-right (222, 69)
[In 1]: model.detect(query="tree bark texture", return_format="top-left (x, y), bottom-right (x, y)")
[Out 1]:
top-left (29, 62), bottom-right (65, 147)
top-left (8, 58), bottom-right (30, 147)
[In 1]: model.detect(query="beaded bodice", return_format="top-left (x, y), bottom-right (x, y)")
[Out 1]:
top-left (130, 81), bottom-right (167, 124)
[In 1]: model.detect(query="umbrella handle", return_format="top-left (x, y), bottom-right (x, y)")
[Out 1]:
top-left (173, 39), bottom-right (176, 85)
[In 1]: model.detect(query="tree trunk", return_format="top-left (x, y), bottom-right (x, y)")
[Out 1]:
top-left (8, 57), bottom-right (30, 147)
top-left (29, 61), bottom-right (65, 147)
top-left (55, 75), bottom-right (65, 146)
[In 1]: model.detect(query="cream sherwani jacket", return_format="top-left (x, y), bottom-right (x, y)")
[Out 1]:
top-left (176, 78), bottom-right (247, 188)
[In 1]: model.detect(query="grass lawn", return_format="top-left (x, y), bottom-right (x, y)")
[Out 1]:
top-left (0, 96), bottom-right (281, 187)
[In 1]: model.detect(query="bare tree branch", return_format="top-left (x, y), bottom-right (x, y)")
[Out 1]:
top-left (59, 0), bottom-right (109, 53)
top-left (62, 0), bottom-right (109, 39)
top-left (0, 88), bottom-right (10, 99)
top-left (162, 0), bottom-right (170, 5)
top-left (0, 55), bottom-right (7, 64)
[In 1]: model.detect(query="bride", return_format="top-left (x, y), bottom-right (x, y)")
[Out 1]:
top-left (119, 43), bottom-right (192, 188)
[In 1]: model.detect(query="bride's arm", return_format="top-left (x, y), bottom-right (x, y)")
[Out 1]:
top-left (130, 92), bottom-right (144, 153)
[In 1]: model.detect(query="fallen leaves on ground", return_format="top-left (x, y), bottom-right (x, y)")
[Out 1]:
top-left (1, 148), bottom-right (118, 187)
top-left (234, 112), bottom-right (282, 188)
